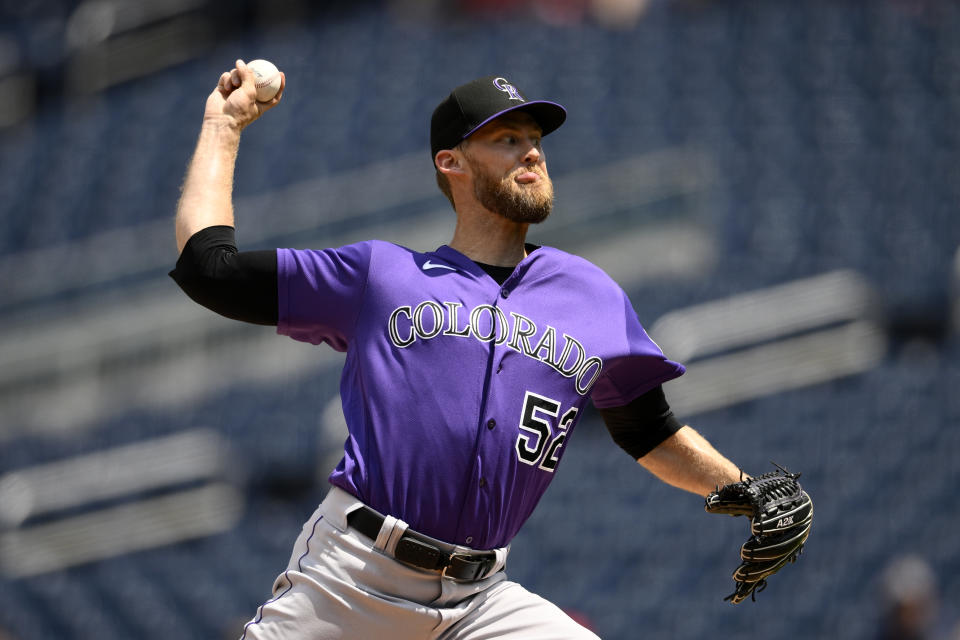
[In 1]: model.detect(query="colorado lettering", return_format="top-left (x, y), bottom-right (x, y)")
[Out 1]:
top-left (388, 301), bottom-right (603, 395)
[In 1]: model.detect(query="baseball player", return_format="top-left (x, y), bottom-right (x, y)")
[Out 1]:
top-left (172, 61), bottom-right (749, 639)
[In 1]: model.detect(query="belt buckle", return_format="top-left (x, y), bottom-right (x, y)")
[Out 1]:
top-left (442, 552), bottom-right (491, 582)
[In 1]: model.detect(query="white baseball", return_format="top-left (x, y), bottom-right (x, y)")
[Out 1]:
top-left (248, 59), bottom-right (282, 102)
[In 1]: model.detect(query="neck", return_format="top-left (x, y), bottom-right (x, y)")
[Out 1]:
top-left (448, 203), bottom-right (530, 266)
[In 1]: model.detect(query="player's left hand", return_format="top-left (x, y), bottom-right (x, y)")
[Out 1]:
top-left (205, 59), bottom-right (285, 131)
top-left (705, 465), bottom-right (813, 603)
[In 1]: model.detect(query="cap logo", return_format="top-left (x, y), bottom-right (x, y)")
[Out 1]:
top-left (492, 77), bottom-right (524, 102)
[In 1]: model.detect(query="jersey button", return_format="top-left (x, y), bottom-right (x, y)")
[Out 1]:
top-left (500, 288), bottom-right (509, 298)
top-left (487, 419), bottom-right (496, 430)
top-left (465, 536), bottom-right (473, 545)
top-left (479, 477), bottom-right (487, 488)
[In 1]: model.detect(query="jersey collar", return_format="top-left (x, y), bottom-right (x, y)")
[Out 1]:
top-left (431, 244), bottom-right (559, 287)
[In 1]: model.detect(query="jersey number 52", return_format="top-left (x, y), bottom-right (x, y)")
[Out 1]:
top-left (514, 391), bottom-right (578, 473)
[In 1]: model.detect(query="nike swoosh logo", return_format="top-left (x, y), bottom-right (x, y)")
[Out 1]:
top-left (422, 260), bottom-right (457, 272)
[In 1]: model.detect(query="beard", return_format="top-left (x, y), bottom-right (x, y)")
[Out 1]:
top-left (466, 156), bottom-right (554, 224)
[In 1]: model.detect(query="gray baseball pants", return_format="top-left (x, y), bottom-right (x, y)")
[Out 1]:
top-left (239, 486), bottom-right (600, 639)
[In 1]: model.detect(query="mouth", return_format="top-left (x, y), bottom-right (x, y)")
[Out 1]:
top-left (514, 171), bottom-right (541, 184)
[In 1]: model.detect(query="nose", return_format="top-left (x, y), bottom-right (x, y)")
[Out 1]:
top-left (521, 139), bottom-right (541, 165)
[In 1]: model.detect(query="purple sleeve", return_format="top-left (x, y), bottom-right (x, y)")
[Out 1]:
top-left (276, 242), bottom-right (373, 350)
top-left (590, 291), bottom-right (685, 409)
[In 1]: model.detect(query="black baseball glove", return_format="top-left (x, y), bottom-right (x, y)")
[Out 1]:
top-left (705, 465), bottom-right (812, 604)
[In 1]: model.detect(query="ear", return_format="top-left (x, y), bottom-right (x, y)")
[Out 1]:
top-left (435, 149), bottom-right (467, 177)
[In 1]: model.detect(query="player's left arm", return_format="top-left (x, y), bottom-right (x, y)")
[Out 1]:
top-left (598, 388), bottom-right (742, 495)
top-left (636, 426), bottom-right (743, 496)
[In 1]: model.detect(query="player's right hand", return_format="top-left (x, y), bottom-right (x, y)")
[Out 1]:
top-left (204, 59), bottom-right (285, 131)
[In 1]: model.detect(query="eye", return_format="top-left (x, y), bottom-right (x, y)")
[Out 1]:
top-left (501, 135), bottom-right (518, 145)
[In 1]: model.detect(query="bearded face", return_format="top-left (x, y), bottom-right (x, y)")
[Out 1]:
top-left (465, 152), bottom-right (554, 224)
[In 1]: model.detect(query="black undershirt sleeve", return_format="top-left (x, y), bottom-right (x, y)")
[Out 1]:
top-left (598, 385), bottom-right (683, 460)
top-left (169, 225), bottom-right (279, 326)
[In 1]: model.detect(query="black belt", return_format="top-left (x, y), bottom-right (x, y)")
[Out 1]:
top-left (346, 505), bottom-right (498, 582)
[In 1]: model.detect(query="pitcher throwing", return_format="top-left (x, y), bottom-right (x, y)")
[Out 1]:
top-left (171, 60), bottom-right (811, 639)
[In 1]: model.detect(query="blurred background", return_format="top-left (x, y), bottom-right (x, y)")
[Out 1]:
top-left (1, 0), bottom-right (959, 638)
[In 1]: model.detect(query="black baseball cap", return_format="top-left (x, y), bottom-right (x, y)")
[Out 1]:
top-left (430, 75), bottom-right (567, 159)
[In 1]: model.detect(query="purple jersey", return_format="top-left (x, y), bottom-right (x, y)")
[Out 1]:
top-left (277, 241), bottom-right (684, 549)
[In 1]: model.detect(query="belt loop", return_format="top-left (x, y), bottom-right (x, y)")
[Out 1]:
top-left (373, 514), bottom-right (410, 557)
top-left (491, 546), bottom-right (510, 576)
top-left (384, 519), bottom-right (409, 557)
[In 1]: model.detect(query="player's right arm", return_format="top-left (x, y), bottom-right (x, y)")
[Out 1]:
top-left (171, 60), bottom-right (285, 325)
top-left (175, 59), bottom-right (284, 252)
